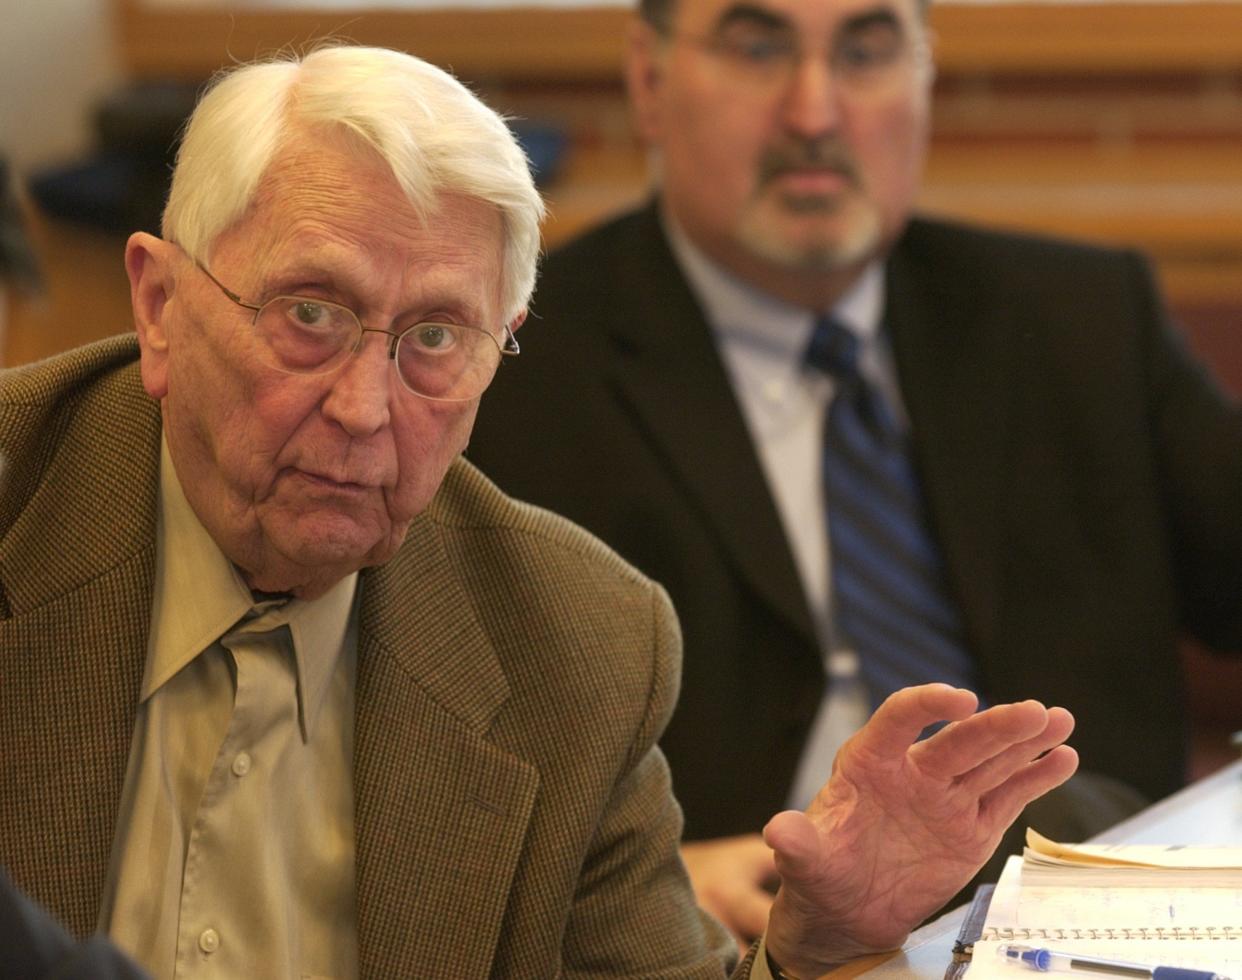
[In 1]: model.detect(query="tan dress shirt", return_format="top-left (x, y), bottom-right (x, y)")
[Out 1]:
top-left (98, 438), bottom-right (360, 979)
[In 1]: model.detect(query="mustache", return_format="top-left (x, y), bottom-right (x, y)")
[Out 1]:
top-left (758, 140), bottom-right (860, 187)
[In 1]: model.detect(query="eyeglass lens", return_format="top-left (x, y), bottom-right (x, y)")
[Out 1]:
top-left (700, 11), bottom-right (918, 91)
top-left (254, 295), bottom-right (501, 401)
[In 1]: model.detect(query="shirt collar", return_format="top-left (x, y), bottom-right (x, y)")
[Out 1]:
top-left (660, 208), bottom-right (887, 365)
top-left (146, 435), bottom-right (358, 739)
top-left (284, 573), bottom-right (358, 741)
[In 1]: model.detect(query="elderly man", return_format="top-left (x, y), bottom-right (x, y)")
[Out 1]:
top-left (0, 44), bottom-right (1079, 980)
top-left (467, 0), bottom-right (1242, 946)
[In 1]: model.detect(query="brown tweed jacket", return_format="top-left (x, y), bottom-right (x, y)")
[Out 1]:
top-left (0, 335), bottom-right (745, 978)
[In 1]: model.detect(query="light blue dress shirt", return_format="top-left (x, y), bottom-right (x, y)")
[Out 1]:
top-left (663, 215), bottom-right (911, 809)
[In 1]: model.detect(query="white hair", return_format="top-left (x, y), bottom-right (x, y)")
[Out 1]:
top-left (163, 45), bottom-right (545, 321)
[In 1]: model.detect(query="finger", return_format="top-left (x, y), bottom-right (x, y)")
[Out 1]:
top-left (852, 684), bottom-right (979, 760)
top-left (735, 834), bottom-right (779, 880)
top-left (955, 707), bottom-right (1076, 797)
top-left (681, 834), bottom-right (777, 901)
top-left (909, 699), bottom-right (1054, 779)
top-left (683, 834), bottom-right (775, 878)
top-left (979, 745), bottom-right (1080, 829)
top-left (725, 888), bottom-right (775, 946)
top-left (681, 834), bottom-right (777, 944)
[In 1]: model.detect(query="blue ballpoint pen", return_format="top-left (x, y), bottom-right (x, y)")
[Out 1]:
top-left (995, 943), bottom-right (1234, 980)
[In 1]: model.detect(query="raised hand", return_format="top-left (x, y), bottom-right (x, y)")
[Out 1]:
top-left (761, 684), bottom-right (1078, 978)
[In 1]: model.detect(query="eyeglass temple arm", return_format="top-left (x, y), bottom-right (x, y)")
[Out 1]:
top-left (501, 324), bottom-right (521, 357)
top-left (196, 262), bottom-right (262, 315)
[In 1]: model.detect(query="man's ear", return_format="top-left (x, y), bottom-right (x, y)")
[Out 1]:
top-left (125, 232), bottom-right (178, 400)
top-left (509, 309), bottom-right (528, 335)
top-left (624, 18), bottom-right (668, 146)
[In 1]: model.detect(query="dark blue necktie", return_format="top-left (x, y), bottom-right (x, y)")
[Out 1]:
top-left (807, 316), bottom-right (977, 709)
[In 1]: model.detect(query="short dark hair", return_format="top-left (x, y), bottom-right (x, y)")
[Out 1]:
top-left (639, 0), bottom-right (676, 33)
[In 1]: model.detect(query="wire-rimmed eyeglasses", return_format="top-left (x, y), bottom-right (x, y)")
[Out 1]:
top-left (195, 263), bottom-right (519, 403)
top-left (661, 9), bottom-right (929, 96)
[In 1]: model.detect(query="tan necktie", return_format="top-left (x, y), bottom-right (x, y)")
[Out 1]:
top-left (173, 605), bottom-right (303, 974)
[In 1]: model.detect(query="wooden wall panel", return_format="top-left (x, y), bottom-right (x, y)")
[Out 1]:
top-left (12, 2), bottom-right (1240, 369)
top-left (115, 2), bottom-right (1242, 80)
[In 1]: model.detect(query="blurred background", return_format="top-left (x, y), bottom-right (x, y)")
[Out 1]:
top-left (1, 0), bottom-right (1240, 773)
top-left (4, 1), bottom-right (1241, 369)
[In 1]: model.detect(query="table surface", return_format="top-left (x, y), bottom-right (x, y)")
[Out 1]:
top-left (825, 759), bottom-right (1242, 979)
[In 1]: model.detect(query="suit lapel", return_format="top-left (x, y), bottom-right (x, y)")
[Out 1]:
top-left (885, 221), bottom-right (1019, 658)
top-left (602, 206), bottom-right (817, 646)
top-left (0, 351), bottom-right (159, 933)
top-left (353, 476), bottom-right (539, 978)
top-left (0, 555), bottom-right (153, 934)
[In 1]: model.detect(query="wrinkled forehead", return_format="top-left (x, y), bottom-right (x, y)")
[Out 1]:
top-left (209, 129), bottom-right (423, 263)
top-left (207, 136), bottom-right (506, 314)
top-left (257, 125), bottom-right (425, 219)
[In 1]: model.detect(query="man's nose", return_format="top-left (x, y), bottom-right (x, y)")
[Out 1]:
top-left (779, 51), bottom-right (842, 139)
top-left (321, 334), bottom-right (394, 437)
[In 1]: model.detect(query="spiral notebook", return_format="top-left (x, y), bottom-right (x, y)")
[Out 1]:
top-left (964, 830), bottom-right (1242, 977)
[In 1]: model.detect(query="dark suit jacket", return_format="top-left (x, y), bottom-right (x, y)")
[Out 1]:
top-left (468, 203), bottom-right (1242, 841)
top-left (0, 336), bottom-right (741, 978)
top-left (1, 869), bottom-right (149, 979)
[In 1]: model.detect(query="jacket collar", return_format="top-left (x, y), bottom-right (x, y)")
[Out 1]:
top-left (594, 202), bottom-right (819, 649)
top-left (352, 461), bottom-right (536, 976)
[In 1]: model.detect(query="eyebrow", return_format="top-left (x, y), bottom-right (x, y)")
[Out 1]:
top-left (711, 2), bottom-right (905, 37)
top-left (837, 7), bottom-right (903, 35)
top-left (713, 3), bottom-right (794, 34)
top-left (257, 252), bottom-right (369, 303)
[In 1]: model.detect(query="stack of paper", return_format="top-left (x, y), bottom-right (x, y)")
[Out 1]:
top-left (965, 829), bottom-right (1242, 977)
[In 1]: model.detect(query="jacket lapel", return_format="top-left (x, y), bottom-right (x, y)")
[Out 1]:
top-left (602, 205), bottom-right (817, 646)
top-left (885, 220), bottom-right (1019, 658)
top-left (0, 350), bottom-right (159, 933)
top-left (0, 555), bottom-right (153, 934)
top-left (353, 471), bottom-right (539, 978)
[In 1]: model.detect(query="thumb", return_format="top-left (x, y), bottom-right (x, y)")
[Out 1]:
top-left (763, 810), bottom-right (820, 879)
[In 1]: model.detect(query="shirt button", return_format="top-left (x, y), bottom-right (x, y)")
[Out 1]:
top-left (199, 928), bottom-right (220, 954)
top-left (231, 752), bottom-right (252, 777)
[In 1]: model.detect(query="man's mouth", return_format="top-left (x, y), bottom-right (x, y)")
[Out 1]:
top-left (769, 168), bottom-right (853, 197)
top-left (760, 140), bottom-right (859, 196)
top-left (293, 469), bottom-right (372, 494)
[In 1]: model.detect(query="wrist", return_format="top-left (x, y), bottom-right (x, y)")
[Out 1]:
top-left (762, 933), bottom-right (853, 980)
top-left (764, 942), bottom-right (830, 980)
top-left (765, 944), bottom-right (805, 980)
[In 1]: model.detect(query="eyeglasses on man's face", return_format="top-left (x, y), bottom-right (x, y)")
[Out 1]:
top-left (194, 263), bottom-right (518, 403)
top-left (664, 6), bottom-right (929, 96)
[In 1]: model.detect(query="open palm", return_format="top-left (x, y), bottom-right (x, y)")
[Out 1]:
top-left (762, 684), bottom-right (1078, 976)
